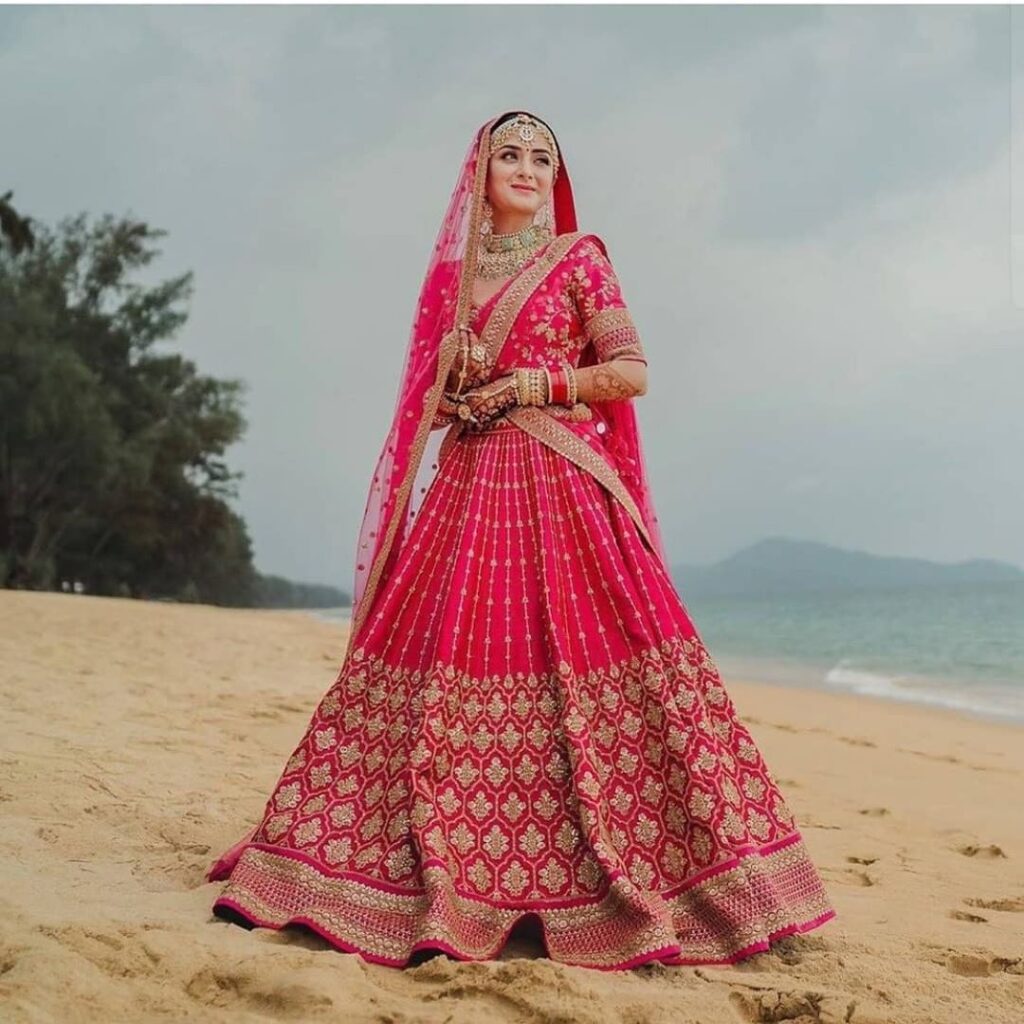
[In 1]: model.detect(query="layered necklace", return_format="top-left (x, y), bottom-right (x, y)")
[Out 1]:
top-left (476, 223), bottom-right (554, 280)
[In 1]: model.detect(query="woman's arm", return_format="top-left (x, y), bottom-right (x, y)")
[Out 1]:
top-left (572, 355), bottom-right (647, 402)
top-left (571, 238), bottom-right (648, 400)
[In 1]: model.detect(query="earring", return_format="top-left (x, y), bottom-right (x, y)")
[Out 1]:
top-left (533, 197), bottom-right (552, 229)
top-left (480, 197), bottom-right (494, 236)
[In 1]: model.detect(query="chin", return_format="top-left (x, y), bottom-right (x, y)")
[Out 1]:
top-left (507, 196), bottom-right (539, 214)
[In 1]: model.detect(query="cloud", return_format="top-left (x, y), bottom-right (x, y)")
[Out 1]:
top-left (3, 5), bottom-right (1020, 581)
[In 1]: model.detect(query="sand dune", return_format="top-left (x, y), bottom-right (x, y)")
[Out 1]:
top-left (1, 589), bottom-right (1021, 1023)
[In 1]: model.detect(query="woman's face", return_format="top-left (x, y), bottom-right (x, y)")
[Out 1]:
top-left (486, 137), bottom-right (556, 220)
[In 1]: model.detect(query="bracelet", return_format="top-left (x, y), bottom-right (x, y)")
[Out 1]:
top-left (513, 367), bottom-right (548, 406)
top-left (549, 360), bottom-right (576, 406)
top-left (550, 365), bottom-right (568, 405)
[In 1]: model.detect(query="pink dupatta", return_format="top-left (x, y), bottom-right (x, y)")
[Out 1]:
top-left (207, 115), bottom-right (667, 883)
top-left (347, 111), bottom-right (666, 646)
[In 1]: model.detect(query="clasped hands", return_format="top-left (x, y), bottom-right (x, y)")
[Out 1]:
top-left (438, 373), bottom-right (523, 429)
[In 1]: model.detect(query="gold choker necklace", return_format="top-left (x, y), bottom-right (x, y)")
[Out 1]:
top-left (477, 224), bottom-right (553, 279)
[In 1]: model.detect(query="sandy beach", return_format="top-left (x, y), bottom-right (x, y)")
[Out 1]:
top-left (1, 588), bottom-right (1021, 1023)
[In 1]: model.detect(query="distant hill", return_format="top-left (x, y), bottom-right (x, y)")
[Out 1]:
top-left (254, 573), bottom-right (350, 609)
top-left (671, 537), bottom-right (1024, 596)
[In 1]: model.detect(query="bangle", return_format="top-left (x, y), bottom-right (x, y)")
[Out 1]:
top-left (514, 367), bottom-right (548, 406)
top-left (551, 365), bottom-right (569, 405)
top-left (557, 360), bottom-right (577, 406)
top-left (559, 366), bottom-right (570, 405)
top-left (548, 366), bottom-right (561, 405)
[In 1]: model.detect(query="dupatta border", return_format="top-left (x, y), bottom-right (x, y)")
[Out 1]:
top-left (506, 406), bottom-right (654, 551)
top-left (350, 118), bottom-right (500, 644)
top-left (479, 230), bottom-right (588, 371)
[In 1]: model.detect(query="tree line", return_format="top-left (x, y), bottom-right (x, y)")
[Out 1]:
top-left (0, 195), bottom-right (347, 608)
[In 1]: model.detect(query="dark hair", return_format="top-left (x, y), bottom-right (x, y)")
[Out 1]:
top-left (490, 111), bottom-right (560, 159)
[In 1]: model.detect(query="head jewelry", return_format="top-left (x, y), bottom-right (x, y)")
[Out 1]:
top-left (489, 113), bottom-right (560, 178)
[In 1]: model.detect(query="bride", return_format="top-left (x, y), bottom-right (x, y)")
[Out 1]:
top-left (206, 110), bottom-right (837, 969)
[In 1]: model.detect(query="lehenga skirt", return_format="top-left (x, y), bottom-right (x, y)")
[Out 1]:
top-left (209, 418), bottom-right (837, 969)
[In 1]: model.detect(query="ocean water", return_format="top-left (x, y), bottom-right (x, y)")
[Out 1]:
top-left (680, 580), bottom-right (1024, 725)
top-left (308, 580), bottom-right (1024, 725)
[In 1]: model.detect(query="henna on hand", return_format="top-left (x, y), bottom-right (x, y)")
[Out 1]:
top-left (460, 374), bottom-right (518, 424)
top-left (574, 359), bottom-right (647, 402)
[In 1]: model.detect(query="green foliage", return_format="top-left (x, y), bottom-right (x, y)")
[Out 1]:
top-left (0, 210), bottom-right (261, 604)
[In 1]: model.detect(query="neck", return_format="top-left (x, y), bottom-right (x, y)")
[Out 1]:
top-left (491, 210), bottom-right (535, 235)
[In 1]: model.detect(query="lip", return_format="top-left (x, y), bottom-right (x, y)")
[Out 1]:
top-left (511, 184), bottom-right (536, 192)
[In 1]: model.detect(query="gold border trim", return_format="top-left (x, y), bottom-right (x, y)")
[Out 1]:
top-left (506, 406), bottom-right (654, 549)
top-left (585, 307), bottom-right (636, 341)
top-left (215, 831), bottom-right (835, 968)
top-left (480, 230), bottom-right (587, 370)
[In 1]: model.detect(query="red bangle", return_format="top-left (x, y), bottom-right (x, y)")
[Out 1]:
top-left (553, 366), bottom-right (569, 405)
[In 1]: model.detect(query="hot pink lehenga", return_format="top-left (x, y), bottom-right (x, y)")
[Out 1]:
top-left (206, 112), bottom-right (836, 970)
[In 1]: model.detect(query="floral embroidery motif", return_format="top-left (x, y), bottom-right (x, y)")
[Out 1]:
top-left (215, 617), bottom-right (834, 967)
top-left (212, 227), bottom-right (837, 969)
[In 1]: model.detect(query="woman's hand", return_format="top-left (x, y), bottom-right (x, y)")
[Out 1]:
top-left (431, 391), bottom-right (463, 430)
top-left (445, 327), bottom-right (489, 394)
top-left (449, 374), bottom-right (518, 425)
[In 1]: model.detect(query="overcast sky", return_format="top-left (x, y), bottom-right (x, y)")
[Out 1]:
top-left (3, 4), bottom-right (1022, 589)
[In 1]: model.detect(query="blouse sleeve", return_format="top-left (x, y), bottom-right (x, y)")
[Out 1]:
top-left (570, 236), bottom-right (647, 364)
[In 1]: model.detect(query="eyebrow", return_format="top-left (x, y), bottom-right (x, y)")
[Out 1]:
top-left (499, 143), bottom-right (553, 155)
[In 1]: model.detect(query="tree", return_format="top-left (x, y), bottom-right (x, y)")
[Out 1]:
top-left (0, 191), bottom-right (35, 255)
top-left (0, 211), bottom-right (259, 603)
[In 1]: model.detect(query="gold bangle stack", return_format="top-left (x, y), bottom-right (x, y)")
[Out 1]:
top-left (513, 367), bottom-right (549, 406)
top-left (561, 359), bottom-right (578, 405)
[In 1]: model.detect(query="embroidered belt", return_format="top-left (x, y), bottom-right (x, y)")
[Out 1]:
top-left (463, 402), bottom-right (593, 435)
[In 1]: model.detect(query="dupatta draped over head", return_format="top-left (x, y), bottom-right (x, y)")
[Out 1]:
top-left (349, 111), bottom-right (666, 643)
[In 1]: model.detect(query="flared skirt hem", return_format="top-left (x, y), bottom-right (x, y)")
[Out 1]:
top-left (210, 830), bottom-right (837, 971)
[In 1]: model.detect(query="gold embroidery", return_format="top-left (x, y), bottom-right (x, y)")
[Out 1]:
top-left (584, 307), bottom-right (635, 341)
top-left (351, 116), bottom-right (497, 643)
top-left (215, 833), bottom-right (834, 968)
top-left (506, 405), bottom-right (653, 549)
top-left (479, 231), bottom-right (587, 369)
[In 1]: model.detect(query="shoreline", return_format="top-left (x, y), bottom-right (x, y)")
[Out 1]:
top-left (300, 604), bottom-right (1024, 730)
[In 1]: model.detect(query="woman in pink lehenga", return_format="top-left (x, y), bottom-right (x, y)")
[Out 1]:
top-left (207, 111), bottom-right (837, 970)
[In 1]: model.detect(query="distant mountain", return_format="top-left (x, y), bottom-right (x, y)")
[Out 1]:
top-left (671, 537), bottom-right (1024, 596)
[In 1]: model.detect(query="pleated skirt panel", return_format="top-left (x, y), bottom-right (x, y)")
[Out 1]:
top-left (211, 420), bottom-right (836, 969)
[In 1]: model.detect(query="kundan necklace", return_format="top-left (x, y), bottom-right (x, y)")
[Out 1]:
top-left (476, 223), bottom-right (553, 280)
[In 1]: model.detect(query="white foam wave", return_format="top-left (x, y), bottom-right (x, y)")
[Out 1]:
top-left (824, 659), bottom-right (1024, 723)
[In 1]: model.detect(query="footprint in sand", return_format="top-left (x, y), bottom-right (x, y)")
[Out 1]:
top-left (898, 747), bottom-right (961, 764)
top-left (955, 843), bottom-right (1007, 859)
top-left (857, 807), bottom-right (890, 817)
top-left (964, 896), bottom-right (1024, 913)
top-left (945, 953), bottom-right (1024, 977)
top-left (823, 866), bottom-right (876, 888)
top-left (185, 966), bottom-right (336, 1014)
top-left (839, 736), bottom-right (877, 748)
top-left (843, 869), bottom-right (876, 887)
top-left (727, 987), bottom-right (857, 1022)
top-left (948, 909), bottom-right (988, 923)
top-left (846, 856), bottom-right (878, 866)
